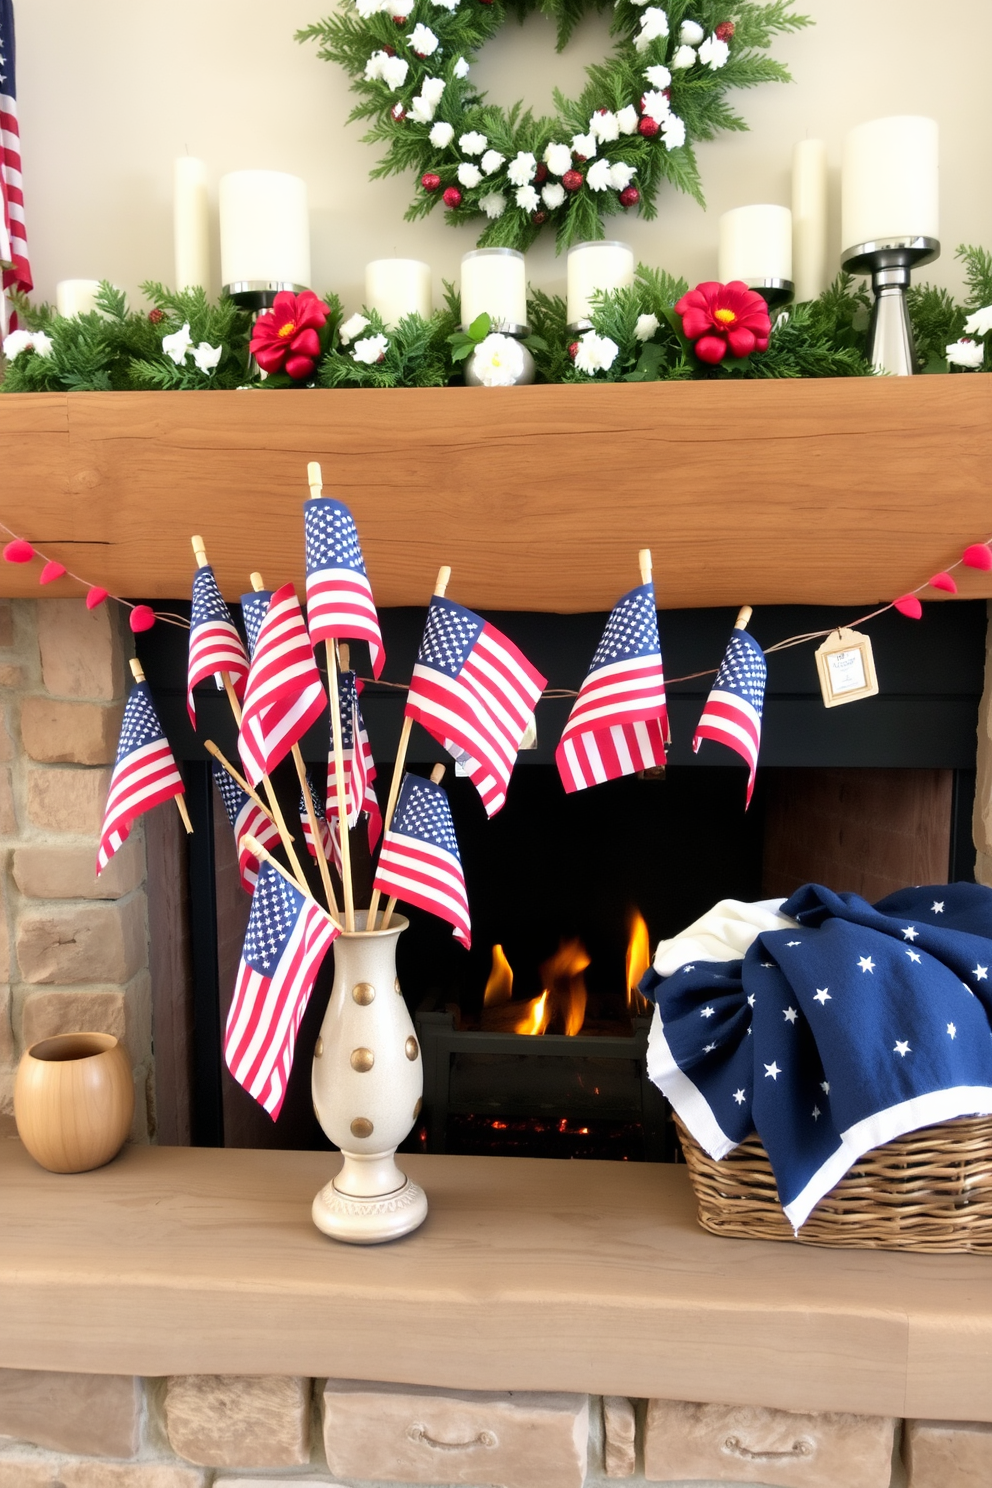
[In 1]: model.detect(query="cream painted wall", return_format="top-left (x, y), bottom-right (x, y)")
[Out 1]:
top-left (14, 0), bottom-right (992, 314)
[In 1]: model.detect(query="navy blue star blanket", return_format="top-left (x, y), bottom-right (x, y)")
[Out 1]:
top-left (642, 883), bottom-right (992, 1230)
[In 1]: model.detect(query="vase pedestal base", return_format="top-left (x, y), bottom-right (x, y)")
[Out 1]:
top-left (312, 1167), bottom-right (428, 1245)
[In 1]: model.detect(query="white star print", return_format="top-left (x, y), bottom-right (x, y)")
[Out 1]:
top-left (732, 1089), bottom-right (746, 1105)
top-left (682, 965), bottom-right (695, 973)
top-left (760, 962), bottom-right (774, 968)
top-left (906, 949), bottom-right (922, 964)
top-left (894, 1040), bottom-right (911, 1057)
top-left (764, 1062), bottom-right (781, 1080)
top-left (974, 966), bottom-right (988, 982)
top-left (746, 1026), bottom-right (752, 1036)
top-left (947, 1023), bottom-right (957, 1040)
top-left (703, 1043), bottom-right (717, 1053)
top-left (812, 1106), bottom-right (821, 1121)
top-left (813, 988), bottom-right (831, 1005)
top-left (902, 926), bottom-right (919, 941)
top-left (747, 994), bottom-right (755, 1007)
top-left (820, 1081), bottom-right (830, 1094)
top-left (783, 1007), bottom-right (798, 1024)
top-left (700, 1007), bottom-right (715, 1019)
top-left (858, 956), bottom-right (875, 973)
top-left (932, 901), bottom-right (944, 914)
top-left (785, 941), bottom-right (801, 947)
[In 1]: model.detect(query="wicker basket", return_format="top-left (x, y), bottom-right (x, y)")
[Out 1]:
top-left (675, 1114), bottom-right (992, 1252)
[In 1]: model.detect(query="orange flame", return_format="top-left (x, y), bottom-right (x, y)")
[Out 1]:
top-left (484, 943), bottom-right (514, 1007)
top-left (626, 911), bottom-right (651, 1013)
top-left (540, 938), bottom-right (589, 1036)
top-left (514, 989), bottom-right (550, 1036)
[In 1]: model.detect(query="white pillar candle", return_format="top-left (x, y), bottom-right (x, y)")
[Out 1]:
top-left (460, 248), bottom-right (527, 329)
top-left (566, 240), bottom-right (634, 326)
top-left (792, 140), bottom-right (828, 303)
top-left (841, 116), bottom-right (939, 251)
top-left (365, 259), bottom-right (432, 327)
top-left (55, 280), bottom-right (102, 317)
top-left (173, 157), bottom-right (210, 292)
top-left (718, 205), bottom-right (793, 284)
top-left (218, 170), bottom-right (310, 289)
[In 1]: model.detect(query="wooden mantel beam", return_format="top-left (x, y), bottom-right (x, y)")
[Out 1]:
top-left (0, 378), bottom-right (990, 611)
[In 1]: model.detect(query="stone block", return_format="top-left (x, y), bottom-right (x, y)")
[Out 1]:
top-left (905, 1418), bottom-right (992, 1487)
top-left (20, 988), bottom-right (126, 1050)
top-left (0, 771), bottom-right (16, 836)
top-left (321, 1379), bottom-right (588, 1488)
top-left (26, 767), bottom-right (110, 836)
top-left (0, 708), bottom-right (14, 758)
top-left (16, 895), bottom-right (147, 985)
top-left (59, 1465), bottom-right (207, 1488)
top-left (164, 1374), bottom-right (310, 1468)
top-left (0, 1367), bottom-right (140, 1457)
top-left (643, 1399), bottom-right (895, 1488)
top-left (603, 1396), bottom-right (637, 1477)
top-left (38, 598), bottom-right (124, 701)
top-left (21, 698), bottom-right (123, 766)
top-left (0, 985), bottom-right (12, 1068)
top-left (13, 836), bottom-right (145, 901)
top-left (0, 1459), bottom-right (59, 1488)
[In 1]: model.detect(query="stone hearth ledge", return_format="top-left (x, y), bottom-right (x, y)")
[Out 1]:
top-left (0, 1132), bottom-right (990, 1424)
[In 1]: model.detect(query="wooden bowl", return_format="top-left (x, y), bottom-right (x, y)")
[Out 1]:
top-left (14, 1032), bottom-right (134, 1173)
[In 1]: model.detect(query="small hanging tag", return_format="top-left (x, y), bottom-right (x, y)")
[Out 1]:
top-left (815, 628), bottom-right (879, 709)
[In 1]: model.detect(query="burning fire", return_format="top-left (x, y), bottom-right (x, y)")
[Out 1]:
top-left (626, 911), bottom-right (652, 1013)
top-left (540, 939), bottom-right (589, 1036)
top-left (515, 989), bottom-right (550, 1036)
top-left (484, 944), bottom-right (513, 1007)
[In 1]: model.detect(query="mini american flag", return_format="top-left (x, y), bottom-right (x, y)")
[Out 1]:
top-left (555, 582), bottom-right (669, 793)
top-left (0, 0), bottom-right (32, 317)
top-left (213, 763), bottom-right (280, 894)
top-left (304, 497), bottom-right (385, 678)
top-left (406, 597), bottom-right (546, 817)
top-left (224, 860), bottom-right (338, 1119)
top-left (187, 564), bottom-right (249, 726)
top-left (692, 625), bottom-right (767, 806)
top-left (97, 683), bottom-right (184, 874)
top-left (327, 668), bottom-right (381, 849)
top-left (240, 589), bottom-right (271, 658)
top-left (299, 775), bottom-right (337, 868)
top-left (372, 772), bottom-right (471, 948)
top-left (238, 583), bottom-right (327, 788)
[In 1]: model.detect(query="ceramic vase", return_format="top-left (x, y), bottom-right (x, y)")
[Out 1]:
top-left (14, 1032), bottom-right (134, 1173)
top-left (311, 912), bottom-right (428, 1244)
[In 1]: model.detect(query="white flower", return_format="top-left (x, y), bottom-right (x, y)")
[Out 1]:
top-left (453, 55), bottom-right (470, 77)
top-left (590, 110), bottom-right (620, 143)
top-left (192, 341), bottom-right (222, 374)
top-left (571, 132), bottom-right (597, 159)
top-left (644, 63), bottom-right (671, 87)
top-left (30, 331), bottom-right (54, 358)
top-left (671, 42), bottom-right (697, 67)
top-left (408, 22), bottom-right (439, 54)
top-left (507, 151), bottom-right (537, 186)
top-left (479, 191), bottom-right (507, 219)
top-left (635, 7), bottom-right (669, 52)
top-left (662, 113), bottom-right (686, 148)
top-left (542, 181), bottom-right (566, 209)
top-left (964, 305), bottom-right (992, 336)
top-left (430, 120), bottom-right (455, 148)
top-left (459, 131), bottom-right (487, 155)
top-left (515, 184), bottom-right (540, 212)
top-left (698, 32), bottom-right (729, 68)
top-left (381, 54), bottom-right (410, 89)
top-left (616, 105), bottom-right (639, 135)
top-left (679, 18), bottom-right (704, 44)
top-left (433, 0), bottom-right (459, 10)
top-left (641, 88), bottom-right (671, 122)
top-left (352, 333), bottom-right (389, 365)
top-left (421, 77), bottom-right (445, 103)
top-left (574, 330), bottom-right (619, 374)
top-left (635, 312), bottom-right (660, 340)
top-left (480, 149), bottom-right (505, 175)
top-left (946, 337), bottom-right (985, 369)
top-left (408, 77), bottom-right (445, 121)
top-left (339, 312), bottom-right (371, 345)
top-left (355, 0), bottom-right (381, 18)
top-left (458, 161), bottom-right (483, 188)
top-left (472, 332), bottom-right (525, 387)
top-left (628, 0), bottom-right (652, 7)
top-left (544, 142), bottom-right (573, 176)
top-left (585, 159), bottom-right (613, 192)
top-left (609, 162), bottom-right (636, 190)
top-left (2, 329), bottom-right (34, 360)
top-left (162, 322), bottom-right (193, 365)
top-left (364, 50), bottom-right (387, 81)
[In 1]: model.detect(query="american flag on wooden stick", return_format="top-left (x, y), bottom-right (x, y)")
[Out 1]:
top-left (224, 860), bottom-right (338, 1119)
top-left (304, 498), bottom-right (385, 678)
top-left (212, 763), bottom-right (280, 894)
top-left (0, 0), bottom-right (32, 323)
top-left (693, 625), bottom-right (766, 806)
top-left (97, 683), bottom-right (184, 873)
top-left (240, 588), bottom-right (271, 658)
top-left (299, 775), bottom-right (337, 869)
top-left (405, 597), bottom-right (546, 817)
top-left (372, 772), bottom-right (471, 948)
top-left (238, 583), bottom-right (327, 787)
top-left (187, 565), bottom-right (249, 725)
top-left (556, 582), bottom-right (669, 793)
top-left (327, 668), bottom-right (381, 849)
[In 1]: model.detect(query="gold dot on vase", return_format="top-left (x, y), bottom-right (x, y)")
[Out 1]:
top-left (395, 977), bottom-right (402, 994)
top-left (314, 1037), bottom-right (323, 1058)
top-left (413, 1097), bottom-right (423, 1119)
top-left (405, 1036), bottom-right (419, 1062)
top-left (351, 1047), bottom-right (375, 1072)
top-left (353, 982), bottom-right (375, 1005)
top-left (350, 1116), bottom-right (374, 1139)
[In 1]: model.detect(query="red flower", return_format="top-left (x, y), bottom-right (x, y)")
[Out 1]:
top-left (674, 280), bottom-right (772, 364)
top-left (249, 290), bottom-right (330, 381)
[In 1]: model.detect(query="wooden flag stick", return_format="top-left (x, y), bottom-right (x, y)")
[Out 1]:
top-left (129, 658), bottom-right (193, 834)
top-left (202, 740), bottom-right (274, 823)
top-left (367, 564), bottom-right (451, 930)
top-left (241, 833), bottom-right (342, 932)
top-left (380, 762), bottom-right (445, 933)
top-left (639, 548), bottom-right (652, 585)
top-left (735, 606), bottom-right (753, 631)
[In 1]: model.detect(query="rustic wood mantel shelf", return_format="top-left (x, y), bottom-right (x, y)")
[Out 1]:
top-left (2, 1135), bottom-right (991, 1421)
top-left (0, 378), bottom-right (990, 611)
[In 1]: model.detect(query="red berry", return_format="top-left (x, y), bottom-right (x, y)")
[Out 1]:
top-left (638, 116), bottom-right (660, 138)
top-left (532, 210), bottom-right (547, 225)
top-left (715, 20), bottom-right (735, 40)
top-left (391, 103), bottom-right (405, 120)
top-left (663, 87), bottom-right (671, 98)
top-left (393, 12), bottom-right (407, 21)
top-left (422, 173), bottom-right (442, 192)
top-left (619, 186), bottom-right (640, 208)
top-left (478, 0), bottom-right (494, 5)
top-left (382, 43), bottom-right (396, 54)
top-left (443, 186), bottom-right (463, 208)
top-left (562, 169), bottom-right (583, 192)
top-left (568, 342), bottom-right (579, 359)
top-left (148, 308), bottom-right (165, 324)
top-left (534, 162), bottom-right (548, 184)
top-left (572, 153), bottom-right (588, 164)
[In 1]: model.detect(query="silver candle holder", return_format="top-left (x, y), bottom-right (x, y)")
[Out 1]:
top-left (222, 279), bottom-right (308, 312)
top-left (461, 322), bottom-right (536, 387)
top-left (744, 278), bottom-right (794, 311)
top-left (840, 237), bottom-right (940, 376)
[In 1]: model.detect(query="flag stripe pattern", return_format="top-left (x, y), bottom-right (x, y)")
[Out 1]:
top-left (555, 582), bottom-right (669, 794)
top-left (238, 583), bottom-right (327, 787)
top-left (0, 0), bottom-right (31, 297)
top-left (187, 564), bottom-right (249, 725)
top-left (299, 776), bottom-right (339, 871)
top-left (224, 861), bottom-right (338, 1119)
top-left (692, 627), bottom-right (766, 806)
top-left (97, 683), bottom-right (184, 873)
top-left (372, 773), bottom-right (471, 948)
top-left (406, 597), bottom-right (546, 817)
top-left (327, 669), bottom-right (381, 849)
top-left (213, 763), bottom-right (281, 894)
top-left (304, 497), bottom-right (385, 678)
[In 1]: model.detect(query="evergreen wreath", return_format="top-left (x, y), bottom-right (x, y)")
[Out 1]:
top-left (298, 1), bottom-right (809, 252)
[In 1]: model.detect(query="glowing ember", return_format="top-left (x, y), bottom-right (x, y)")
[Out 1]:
top-left (484, 943), bottom-right (514, 1006)
top-left (514, 989), bottom-right (550, 1036)
top-left (540, 938), bottom-right (590, 1036)
top-left (625, 910), bottom-right (652, 1013)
